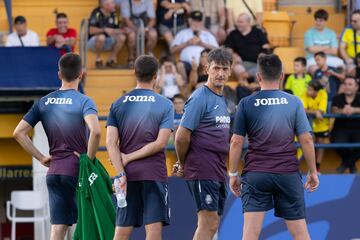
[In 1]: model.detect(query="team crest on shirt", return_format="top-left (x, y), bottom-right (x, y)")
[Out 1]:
top-left (88, 172), bottom-right (98, 186)
top-left (205, 194), bottom-right (213, 205)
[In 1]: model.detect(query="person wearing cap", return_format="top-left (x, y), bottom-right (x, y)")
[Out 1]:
top-left (170, 10), bottom-right (219, 83)
top-left (6, 16), bottom-right (40, 47)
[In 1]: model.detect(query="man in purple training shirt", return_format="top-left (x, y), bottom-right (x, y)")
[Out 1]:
top-left (229, 54), bottom-right (319, 239)
top-left (13, 53), bottom-right (101, 239)
top-left (106, 55), bottom-right (174, 240)
top-left (174, 47), bottom-right (232, 240)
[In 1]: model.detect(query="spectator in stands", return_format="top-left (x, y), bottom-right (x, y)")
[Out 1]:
top-left (301, 81), bottom-right (329, 173)
top-left (6, 16), bottom-right (40, 47)
top-left (331, 77), bottom-right (360, 173)
top-left (172, 93), bottom-right (185, 131)
top-left (236, 78), bottom-right (253, 103)
top-left (189, 48), bottom-right (210, 89)
top-left (314, 52), bottom-right (345, 102)
top-left (340, 10), bottom-right (360, 73)
top-left (158, 55), bottom-right (185, 99)
top-left (88, 0), bottom-right (134, 68)
top-left (119, 0), bottom-right (158, 56)
top-left (304, 9), bottom-right (344, 74)
top-left (170, 11), bottom-right (218, 82)
top-left (226, 0), bottom-right (263, 34)
top-left (157, 0), bottom-right (190, 49)
top-left (190, 0), bottom-right (226, 43)
top-left (350, 52), bottom-right (360, 81)
top-left (46, 13), bottom-right (77, 56)
top-left (284, 57), bottom-right (312, 98)
top-left (224, 13), bottom-right (270, 79)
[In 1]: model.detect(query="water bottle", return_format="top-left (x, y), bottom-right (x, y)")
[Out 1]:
top-left (114, 178), bottom-right (127, 208)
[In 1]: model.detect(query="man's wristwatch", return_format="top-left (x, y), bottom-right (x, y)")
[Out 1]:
top-left (228, 172), bottom-right (239, 177)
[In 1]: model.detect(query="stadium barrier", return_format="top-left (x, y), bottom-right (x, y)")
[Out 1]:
top-left (97, 113), bottom-right (360, 151)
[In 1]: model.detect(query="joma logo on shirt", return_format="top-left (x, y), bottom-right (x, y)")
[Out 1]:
top-left (254, 98), bottom-right (288, 107)
top-left (45, 98), bottom-right (72, 105)
top-left (88, 172), bottom-right (98, 186)
top-left (123, 95), bottom-right (156, 103)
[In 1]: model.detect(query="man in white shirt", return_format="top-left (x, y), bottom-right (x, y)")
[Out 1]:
top-left (170, 11), bottom-right (219, 82)
top-left (6, 16), bottom-right (40, 47)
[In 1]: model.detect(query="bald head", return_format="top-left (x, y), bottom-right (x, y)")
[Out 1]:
top-left (101, 0), bottom-right (116, 12)
top-left (236, 13), bottom-right (252, 32)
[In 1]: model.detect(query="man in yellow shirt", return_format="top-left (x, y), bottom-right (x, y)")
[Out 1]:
top-left (340, 10), bottom-right (360, 73)
top-left (301, 81), bottom-right (329, 172)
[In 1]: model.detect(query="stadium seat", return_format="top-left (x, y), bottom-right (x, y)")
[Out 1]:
top-left (263, 11), bottom-right (294, 47)
top-left (6, 191), bottom-right (49, 240)
top-left (273, 47), bottom-right (305, 74)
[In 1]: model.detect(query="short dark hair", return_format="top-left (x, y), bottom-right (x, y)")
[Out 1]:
top-left (352, 9), bottom-right (360, 16)
top-left (207, 47), bottom-right (232, 66)
top-left (308, 80), bottom-right (323, 91)
top-left (200, 48), bottom-right (211, 57)
top-left (14, 16), bottom-right (26, 24)
top-left (257, 54), bottom-right (282, 82)
top-left (314, 9), bottom-right (328, 20)
top-left (56, 12), bottom-right (67, 19)
top-left (160, 55), bottom-right (173, 65)
top-left (59, 53), bottom-right (82, 82)
top-left (345, 76), bottom-right (360, 86)
top-left (172, 94), bottom-right (186, 102)
top-left (314, 51), bottom-right (326, 58)
top-left (134, 55), bottom-right (158, 83)
top-left (294, 57), bottom-right (307, 66)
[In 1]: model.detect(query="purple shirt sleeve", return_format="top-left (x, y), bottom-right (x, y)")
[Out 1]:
top-left (23, 101), bottom-right (41, 127)
top-left (233, 99), bottom-right (247, 136)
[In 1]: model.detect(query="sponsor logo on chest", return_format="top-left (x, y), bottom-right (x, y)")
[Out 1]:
top-left (215, 115), bottom-right (231, 129)
top-left (254, 97), bottom-right (289, 107)
top-left (123, 95), bottom-right (156, 103)
top-left (45, 98), bottom-right (73, 105)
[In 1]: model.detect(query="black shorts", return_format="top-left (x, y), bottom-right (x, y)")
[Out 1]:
top-left (314, 131), bottom-right (329, 138)
top-left (116, 181), bottom-right (170, 227)
top-left (241, 172), bottom-right (305, 220)
top-left (46, 175), bottom-right (78, 225)
top-left (186, 180), bottom-right (228, 216)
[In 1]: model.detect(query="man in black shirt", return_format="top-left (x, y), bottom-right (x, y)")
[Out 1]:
top-left (331, 77), bottom-right (360, 173)
top-left (87, 0), bottom-right (135, 68)
top-left (224, 12), bottom-right (270, 80)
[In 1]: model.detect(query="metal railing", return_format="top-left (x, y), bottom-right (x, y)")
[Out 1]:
top-left (97, 113), bottom-right (360, 151)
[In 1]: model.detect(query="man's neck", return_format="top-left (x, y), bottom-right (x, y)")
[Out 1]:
top-left (260, 82), bottom-right (280, 90)
top-left (100, 8), bottom-right (110, 16)
top-left (240, 27), bottom-right (252, 35)
top-left (320, 65), bottom-right (328, 71)
top-left (59, 80), bottom-right (78, 90)
top-left (205, 83), bottom-right (223, 95)
top-left (345, 93), bottom-right (356, 103)
top-left (135, 83), bottom-right (154, 90)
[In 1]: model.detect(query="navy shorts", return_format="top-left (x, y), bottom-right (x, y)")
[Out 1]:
top-left (46, 175), bottom-right (78, 225)
top-left (116, 181), bottom-right (170, 227)
top-left (186, 180), bottom-right (228, 216)
top-left (241, 172), bottom-right (305, 220)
